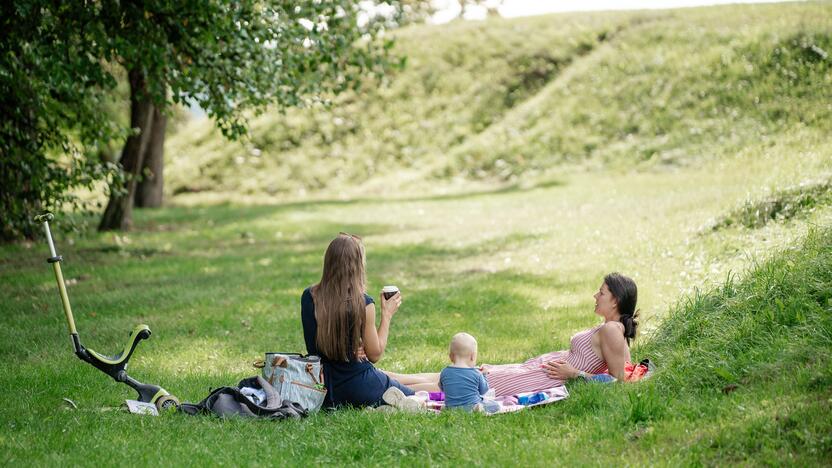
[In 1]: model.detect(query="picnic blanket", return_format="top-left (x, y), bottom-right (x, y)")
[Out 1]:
top-left (423, 359), bottom-right (654, 415)
top-left (418, 386), bottom-right (569, 415)
top-left (491, 386), bottom-right (570, 414)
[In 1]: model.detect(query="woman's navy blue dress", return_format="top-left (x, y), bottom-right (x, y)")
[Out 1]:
top-left (301, 287), bottom-right (414, 407)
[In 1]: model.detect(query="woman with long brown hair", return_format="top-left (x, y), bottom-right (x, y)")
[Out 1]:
top-left (301, 233), bottom-right (415, 407)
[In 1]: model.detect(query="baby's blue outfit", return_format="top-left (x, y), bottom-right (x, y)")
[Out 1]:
top-left (439, 366), bottom-right (489, 411)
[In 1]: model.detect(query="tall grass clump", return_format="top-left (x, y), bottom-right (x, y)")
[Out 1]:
top-left (643, 227), bottom-right (832, 397)
top-left (710, 179), bottom-right (832, 231)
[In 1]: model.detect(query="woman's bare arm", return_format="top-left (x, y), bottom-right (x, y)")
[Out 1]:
top-left (361, 304), bottom-right (385, 363)
top-left (598, 321), bottom-right (630, 380)
top-left (361, 292), bottom-right (401, 363)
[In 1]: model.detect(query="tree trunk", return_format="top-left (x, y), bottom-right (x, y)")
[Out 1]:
top-left (98, 68), bottom-right (154, 231)
top-left (135, 107), bottom-right (167, 208)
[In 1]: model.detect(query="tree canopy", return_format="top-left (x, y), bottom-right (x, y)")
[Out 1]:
top-left (1, 0), bottom-right (407, 239)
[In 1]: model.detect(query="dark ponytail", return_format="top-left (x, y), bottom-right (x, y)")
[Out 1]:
top-left (603, 272), bottom-right (639, 345)
top-left (619, 312), bottom-right (639, 345)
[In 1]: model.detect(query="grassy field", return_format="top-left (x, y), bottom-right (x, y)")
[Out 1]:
top-left (1, 144), bottom-right (831, 465)
top-left (2, 2), bottom-right (832, 466)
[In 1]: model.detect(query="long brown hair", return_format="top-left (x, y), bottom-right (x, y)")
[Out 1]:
top-left (310, 234), bottom-right (367, 362)
top-left (603, 272), bottom-right (639, 345)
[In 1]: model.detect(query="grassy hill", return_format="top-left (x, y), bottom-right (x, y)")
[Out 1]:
top-left (1, 2), bottom-right (831, 465)
top-left (166, 2), bottom-right (832, 201)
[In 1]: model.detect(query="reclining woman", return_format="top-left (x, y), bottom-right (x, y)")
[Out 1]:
top-left (301, 233), bottom-right (415, 407)
top-left (383, 273), bottom-right (640, 396)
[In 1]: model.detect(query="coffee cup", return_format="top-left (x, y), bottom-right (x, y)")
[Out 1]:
top-left (382, 285), bottom-right (400, 300)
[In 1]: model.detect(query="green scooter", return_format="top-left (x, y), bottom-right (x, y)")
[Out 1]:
top-left (35, 213), bottom-right (179, 411)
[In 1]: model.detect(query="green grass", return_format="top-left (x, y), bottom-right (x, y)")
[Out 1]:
top-left (710, 178), bottom-right (832, 230)
top-left (3, 2), bottom-right (832, 465)
top-left (164, 2), bottom-right (832, 201)
top-left (2, 146), bottom-right (831, 464)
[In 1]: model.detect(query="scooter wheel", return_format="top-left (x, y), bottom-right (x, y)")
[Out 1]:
top-left (155, 395), bottom-right (180, 411)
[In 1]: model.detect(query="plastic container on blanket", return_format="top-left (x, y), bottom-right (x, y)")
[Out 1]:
top-left (481, 399), bottom-right (501, 414)
top-left (516, 391), bottom-right (548, 405)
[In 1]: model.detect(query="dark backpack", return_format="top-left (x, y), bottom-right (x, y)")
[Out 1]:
top-left (179, 376), bottom-right (307, 420)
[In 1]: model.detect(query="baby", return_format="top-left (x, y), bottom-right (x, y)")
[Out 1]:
top-left (439, 332), bottom-right (497, 413)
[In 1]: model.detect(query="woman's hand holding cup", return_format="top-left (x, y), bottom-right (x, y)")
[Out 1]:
top-left (380, 285), bottom-right (401, 319)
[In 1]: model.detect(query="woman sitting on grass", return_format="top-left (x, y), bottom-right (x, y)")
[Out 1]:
top-left (301, 233), bottom-right (416, 408)
top-left (384, 273), bottom-right (639, 396)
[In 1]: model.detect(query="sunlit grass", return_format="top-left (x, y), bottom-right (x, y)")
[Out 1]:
top-left (2, 2), bottom-right (832, 465)
top-left (165, 3), bottom-right (831, 201)
top-left (1, 132), bottom-right (830, 464)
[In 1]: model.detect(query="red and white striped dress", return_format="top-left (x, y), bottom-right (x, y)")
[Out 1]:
top-left (483, 325), bottom-right (608, 397)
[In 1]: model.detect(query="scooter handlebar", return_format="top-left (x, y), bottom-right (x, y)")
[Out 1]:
top-left (35, 212), bottom-right (58, 257)
top-left (34, 212), bottom-right (54, 223)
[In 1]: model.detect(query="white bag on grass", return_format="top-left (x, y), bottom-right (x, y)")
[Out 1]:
top-left (255, 353), bottom-right (326, 412)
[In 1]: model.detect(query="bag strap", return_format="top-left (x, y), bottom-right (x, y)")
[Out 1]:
top-left (255, 354), bottom-right (324, 385)
top-left (252, 359), bottom-right (279, 384)
top-left (304, 363), bottom-right (321, 385)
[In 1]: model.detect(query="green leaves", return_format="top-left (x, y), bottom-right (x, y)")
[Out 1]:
top-left (1, 0), bottom-right (408, 240)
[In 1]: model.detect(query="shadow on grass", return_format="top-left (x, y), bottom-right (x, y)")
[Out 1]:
top-left (0, 222), bottom-right (601, 396)
top-left (131, 177), bottom-right (565, 232)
